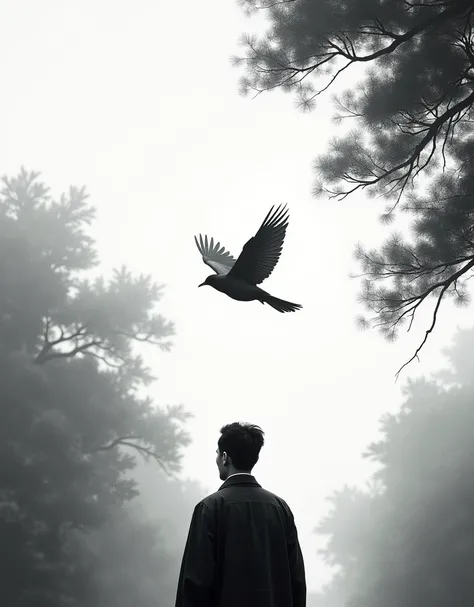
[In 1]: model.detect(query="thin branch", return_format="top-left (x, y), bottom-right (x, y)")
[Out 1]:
top-left (391, 256), bottom-right (474, 378)
top-left (395, 282), bottom-right (449, 381)
top-left (331, 88), bottom-right (474, 201)
top-left (245, 0), bottom-right (473, 91)
top-left (35, 339), bottom-right (102, 364)
top-left (92, 435), bottom-right (177, 478)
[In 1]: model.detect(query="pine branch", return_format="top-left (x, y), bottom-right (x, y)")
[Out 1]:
top-left (391, 256), bottom-right (474, 378)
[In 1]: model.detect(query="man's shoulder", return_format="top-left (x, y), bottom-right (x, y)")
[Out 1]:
top-left (198, 485), bottom-right (292, 513)
top-left (199, 490), bottom-right (222, 508)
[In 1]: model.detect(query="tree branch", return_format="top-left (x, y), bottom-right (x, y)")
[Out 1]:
top-left (35, 338), bottom-right (102, 364)
top-left (332, 88), bottom-right (474, 201)
top-left (242, 0), bottom-right (473, 93)
top-left (395, 282), bottom-right (450, 381)
top-left (387, 256), bottom-right (474, 378)
top-left (91, 435), bottom-right (177, 478)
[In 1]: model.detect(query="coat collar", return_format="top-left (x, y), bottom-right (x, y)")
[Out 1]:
top-left (218, 474), bottom-right (261, 491)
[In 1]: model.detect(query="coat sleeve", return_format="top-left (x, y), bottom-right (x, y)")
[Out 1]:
top-left (287, 508), bottom-right (307, 607)
top-left (175, 502), bottom-right (217, 607)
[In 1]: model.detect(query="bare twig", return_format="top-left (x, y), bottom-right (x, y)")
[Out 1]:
top-left (390, 256), bottom-right (474, 378)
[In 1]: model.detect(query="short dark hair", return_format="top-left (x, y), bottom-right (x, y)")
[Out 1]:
top-left (218, 422), bottom-right (265, 471)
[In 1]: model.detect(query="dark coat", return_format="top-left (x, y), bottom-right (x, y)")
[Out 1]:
top-left (175, 474), bottom-right (306, 607)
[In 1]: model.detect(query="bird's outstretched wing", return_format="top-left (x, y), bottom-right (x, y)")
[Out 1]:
top-left (194, 234), bottom-right (236, 275)
top-left (229, 204), bottom-right (289, 285)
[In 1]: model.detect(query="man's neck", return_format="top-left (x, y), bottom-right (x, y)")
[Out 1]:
top-left (226, 472), bottom-right (253, 480)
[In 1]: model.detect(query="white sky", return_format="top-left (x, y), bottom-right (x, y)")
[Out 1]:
top-left (2, 0), bottom-right (472, 593)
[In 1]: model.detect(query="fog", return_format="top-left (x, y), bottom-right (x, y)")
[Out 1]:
top-left (2, 1), bottom-right (474, 606)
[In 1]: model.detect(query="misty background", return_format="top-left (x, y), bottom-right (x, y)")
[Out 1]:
top-left (2, 1), bottom-right (474, 606)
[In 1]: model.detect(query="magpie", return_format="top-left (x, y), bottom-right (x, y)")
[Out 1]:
top-left (194, 204), bottom-right (302, 313)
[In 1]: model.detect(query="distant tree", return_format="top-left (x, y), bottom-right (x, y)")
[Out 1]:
top-left (0, 168), bottom-right (190, 606)
top-left (80, 463), bottom-right (209, 607)
top-left (313, 324), bottom-right (474, 606)
top-left (79, 503), bottom-right (177, 607)
top-left (131, 459), bottom-right (209, 551)
top-left (235, 0), bottom-right (474, 374)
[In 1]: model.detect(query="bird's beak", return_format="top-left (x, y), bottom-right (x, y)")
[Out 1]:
top-left (198, 282), bottom-right (206, 288)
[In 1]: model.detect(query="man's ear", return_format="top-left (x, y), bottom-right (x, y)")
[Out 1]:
top-left (223, 451), bottom-right (228, 466)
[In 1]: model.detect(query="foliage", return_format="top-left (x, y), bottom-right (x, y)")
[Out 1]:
top-left (313, 325), bottom-right (474, 606)
top-left (235, 0), bottom-right (474, 373)
top-left (0, 168), bottom-right (190, 606)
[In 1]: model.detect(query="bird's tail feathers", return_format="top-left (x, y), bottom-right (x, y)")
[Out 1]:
top-left (262, 293), bottom-right (302, 313)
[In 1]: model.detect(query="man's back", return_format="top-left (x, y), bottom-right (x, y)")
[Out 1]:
top-left (175, 474), bottom-right (306, 607)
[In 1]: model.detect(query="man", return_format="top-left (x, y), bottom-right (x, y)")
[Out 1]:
top-left (175, 422), bottom-right (306, 607)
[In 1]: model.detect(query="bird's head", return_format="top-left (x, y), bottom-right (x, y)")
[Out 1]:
top-left (198, 275), bottom-right (215, 288)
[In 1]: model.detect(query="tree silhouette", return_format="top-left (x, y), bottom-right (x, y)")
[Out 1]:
top-left (236, 0), bottom-right (474, 373)
top-left (314, 324), bottom-right (474, 606)
top-left (0, 168), bottom-right (190, 606)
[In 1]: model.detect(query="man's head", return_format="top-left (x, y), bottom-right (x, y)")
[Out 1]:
top-left (216, 422), bottom-right (265, 481)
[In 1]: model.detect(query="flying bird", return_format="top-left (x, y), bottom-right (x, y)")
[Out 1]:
top-left (194, 204), bottom-right (302, 313)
